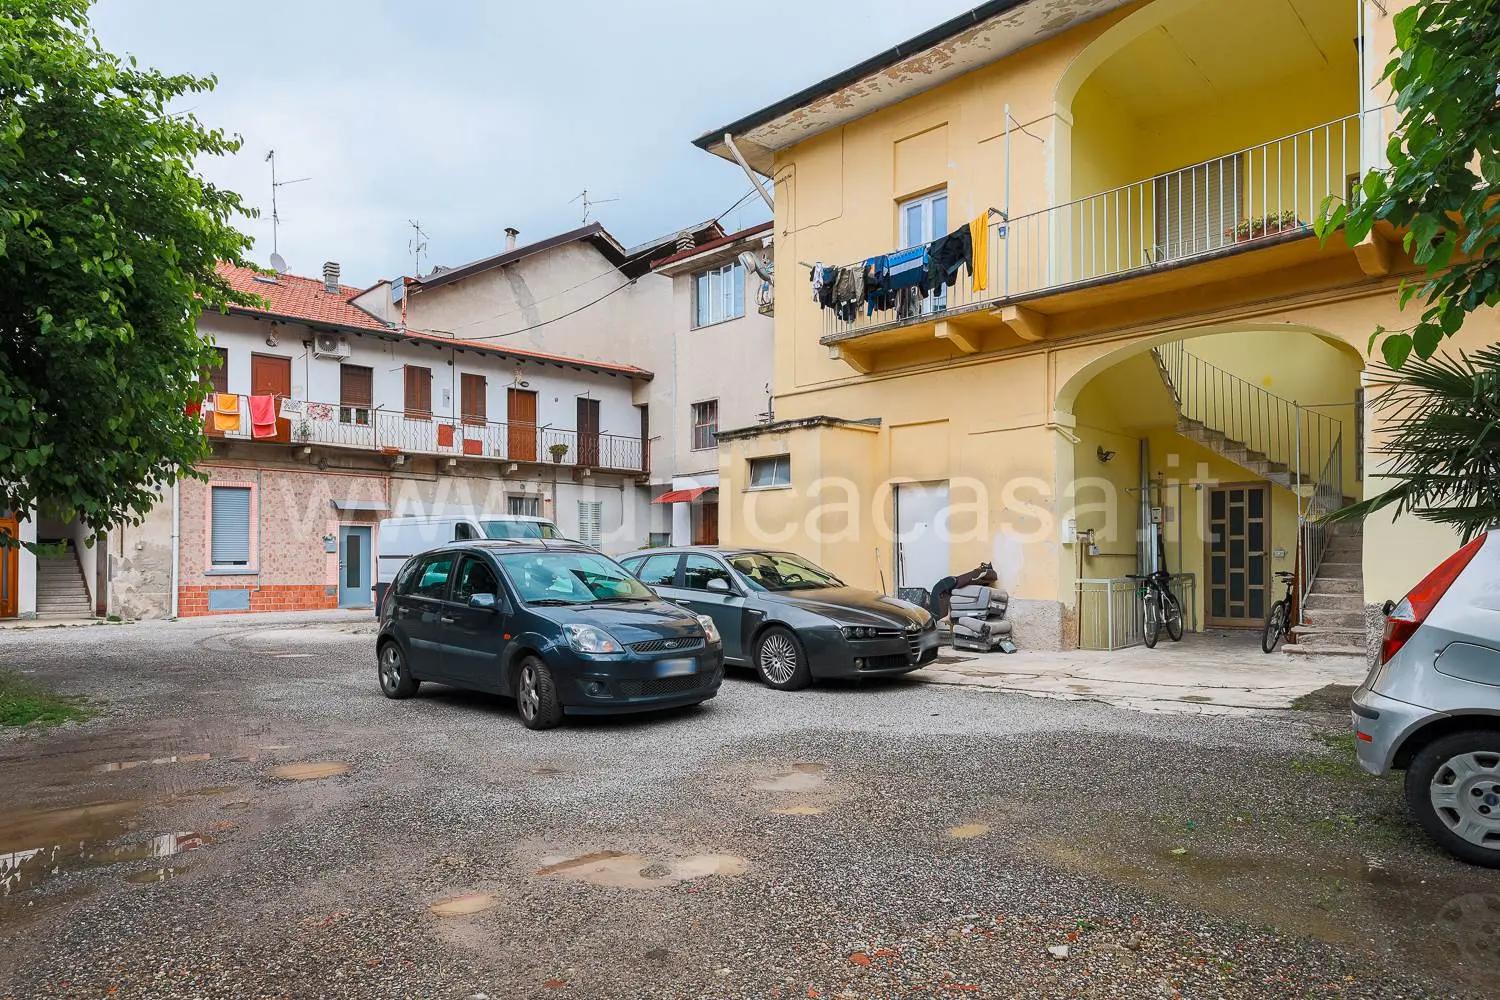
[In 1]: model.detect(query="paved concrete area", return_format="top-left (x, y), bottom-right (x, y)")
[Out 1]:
top-left (0, 620), bottom-right (1492, 999)
top-left (920, 629), bottom-right (1370, 714)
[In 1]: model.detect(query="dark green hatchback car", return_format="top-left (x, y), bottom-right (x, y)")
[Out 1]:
top-left (377, 540), bottom-right (724, 729)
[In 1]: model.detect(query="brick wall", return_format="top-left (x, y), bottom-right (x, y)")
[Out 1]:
top-left (178, 465), bottom-right (388, 616)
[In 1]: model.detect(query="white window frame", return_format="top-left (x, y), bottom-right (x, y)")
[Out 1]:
top-left (694, 262), bottom-right (745, 328)
top-left (206, 482), bottom-right (257, 573)
top-left (508, 495), bottom-right (541, 518)
top-left (898, 189), bottom-right (948, 314)
top-left (690, 399), bottom-right (719, 452)
top-left (747, 455), bottom-right (791, 490)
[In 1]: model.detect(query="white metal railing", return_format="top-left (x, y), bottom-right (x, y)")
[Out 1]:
top-left (1076, 573), bottom-right (1197, 651)
top-left (206, 397), bottom-right (647, 473)
top-left (1299, 435), bottom-right (1345, 625)
top-left (822, 113), bottom-right (1368, 342)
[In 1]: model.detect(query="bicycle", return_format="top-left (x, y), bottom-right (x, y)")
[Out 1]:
top-left (1127, 570), bottom-right (1183, 649)
top-left (1262, 571), bottom-right (1297, 653)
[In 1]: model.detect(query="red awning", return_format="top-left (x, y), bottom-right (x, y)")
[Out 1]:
top-left (652, 487), bottom-right (716, 505)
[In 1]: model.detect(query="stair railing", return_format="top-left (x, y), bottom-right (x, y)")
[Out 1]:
top-left (1297, 434), bottom-right (1344, 626)
top-left (1151, 341), bottom-right (1342, 510)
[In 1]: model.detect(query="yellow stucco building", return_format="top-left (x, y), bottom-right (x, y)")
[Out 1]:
top-left (693, 0), bottom-right (1497, 654)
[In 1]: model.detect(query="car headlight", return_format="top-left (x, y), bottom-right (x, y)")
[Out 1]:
top-left (562, 623), bottom-right (623, 654)
top-left (695, 614), bottom-right (722, 644)
top-left (840, 626), bottom-right (877, 640)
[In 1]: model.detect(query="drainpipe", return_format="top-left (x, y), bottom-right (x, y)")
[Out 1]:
top-left (723, 134), bottom-right (774, 211)
top-left (169, 480), bottom-right (180, 619)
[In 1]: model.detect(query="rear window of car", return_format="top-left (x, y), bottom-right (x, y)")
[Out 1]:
top-left (411, 553), bottom-right (456, 600)
top-left (632, 554), bottom-right (680, 588)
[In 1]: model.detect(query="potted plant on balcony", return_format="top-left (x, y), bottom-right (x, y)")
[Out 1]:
top-left (1227, 210), bottom-right (1305, 243)
top-left (294, 420), bottom-right (313, 444)
top-left (549, 442), bottom-right (570, 464)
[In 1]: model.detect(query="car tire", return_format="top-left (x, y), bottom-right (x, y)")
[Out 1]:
top-left (378, 641), bottom-right (420, 700)
top-left (515, 655), bottom-right (564, 730)
top-left (754, 626), bottom-right (813, 691)
top-left (1405, 730), bottom-right (1500, 868)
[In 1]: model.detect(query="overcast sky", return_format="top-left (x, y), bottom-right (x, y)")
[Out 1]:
top-left (88, 1), bottom-right (978, 288)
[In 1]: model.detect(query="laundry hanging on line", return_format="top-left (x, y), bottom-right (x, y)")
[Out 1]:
top-left (248, 395), bottom-right (278, 439)
top-left (211, 393), bottom-right (241, 433)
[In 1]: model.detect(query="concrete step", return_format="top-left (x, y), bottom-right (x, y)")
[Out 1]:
top-left (1317, 562), bottom-right (1362, 581)
top-left (1302, 608), bottom-right (1366, 630)
top-left (1312, 577), bottom-right (1362, 594)
top-left (1284, 642), bottom-right (1366, 658)
top-left (1304, 592), bottom-right (1363, 613)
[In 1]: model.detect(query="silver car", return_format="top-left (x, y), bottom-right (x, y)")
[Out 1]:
top-left (1352, 529), bottom-right (1500, 867)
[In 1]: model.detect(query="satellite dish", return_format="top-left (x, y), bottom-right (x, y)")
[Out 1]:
top-left (269, 252), bottom-right (288, 274)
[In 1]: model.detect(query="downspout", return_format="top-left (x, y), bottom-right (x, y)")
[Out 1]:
top-left (169, 480), bottom-right (180, 619)
top-left (723, 134), bottom-right (775, 211)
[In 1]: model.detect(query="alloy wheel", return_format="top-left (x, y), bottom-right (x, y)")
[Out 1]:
top-left (1430, 751), bottom-right (1500, 848)
top-left (518, 664), bottom-right (541, 721)
top-left (759, 633), bottom-right (798, 685)
top-left (380, 646), bottom-right (402, 693)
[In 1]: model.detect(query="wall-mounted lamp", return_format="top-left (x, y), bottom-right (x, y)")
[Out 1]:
top-left (1096, 446), bottom-right (1116, 464)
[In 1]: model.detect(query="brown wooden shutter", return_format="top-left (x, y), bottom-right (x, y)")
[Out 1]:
top-left (206, 347), bottom-right (229, 395)
top-left (340, 365), bottom-right (373, 407)
top-left (404, 365), bottom-right (432, 418)
top-left (460, 372), bottom-right (487, 424)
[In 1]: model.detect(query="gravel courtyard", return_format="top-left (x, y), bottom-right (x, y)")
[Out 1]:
top-left (0, 618), bottom-right (1494, 999)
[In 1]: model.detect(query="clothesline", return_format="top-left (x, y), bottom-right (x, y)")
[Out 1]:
top-left (797, 207), bottom-right (1008, 273)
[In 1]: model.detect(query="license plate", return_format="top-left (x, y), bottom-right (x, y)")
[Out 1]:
top-left (655, 658), bottom-right (697, 678)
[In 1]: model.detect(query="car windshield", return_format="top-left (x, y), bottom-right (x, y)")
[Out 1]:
top-left (497, 551), bottom-right (655, 605)
top-left (482, 519), bottom-right (560, 540)
top-left (727, 552), bottom-right (844, 592)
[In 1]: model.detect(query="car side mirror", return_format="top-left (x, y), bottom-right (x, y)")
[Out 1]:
top-left (469, 593), bottom-right (498, 611)
top-left (707, 578), bottom-right (731, 592)
top-left (1382, 599), bottom-right (1395, 617)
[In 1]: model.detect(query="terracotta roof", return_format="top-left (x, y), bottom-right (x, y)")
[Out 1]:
top-left (650, 221), bottom-right (773, 269)
top-left (213, 262), bottom-right (651, 381)
top-left (215, 261), bottom-right (388, 331)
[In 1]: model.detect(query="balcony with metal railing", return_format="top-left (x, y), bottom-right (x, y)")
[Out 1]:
top-left (820, 112), bottom-right (1385, 355)
top-left (206, 398), bottom-right (648, 474)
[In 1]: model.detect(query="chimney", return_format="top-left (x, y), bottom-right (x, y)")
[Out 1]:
top-left (322, 261), bottom-right (340, 293)
top-left (504, 227), bottom-right (519, 252)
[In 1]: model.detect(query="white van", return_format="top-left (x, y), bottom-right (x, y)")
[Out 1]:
top-left (374, 514), bottom-right (564, 609)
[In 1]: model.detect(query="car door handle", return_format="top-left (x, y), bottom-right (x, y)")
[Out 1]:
top-left (439, 615), bottom-right (456, 624)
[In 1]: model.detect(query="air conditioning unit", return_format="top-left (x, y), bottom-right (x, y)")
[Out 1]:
top-left (312, 334), bottom-right (351, 360)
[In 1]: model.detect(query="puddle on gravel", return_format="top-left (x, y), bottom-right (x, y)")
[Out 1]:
top-left (755, 763), bottom-right (827, 793)
top-left (95, 753), bottom-right (211, 773)
top-left (771, 805), bottom-right (828, 816)
top-left (126, 866), bottom-right (189, 885)
top-left (948, 823), bottom-right (990, 839)
top-left (535, 851), bottom-right (748, 889)
top-left (2, 813), bottom-right (211, 896)
top-left (268, 762), bottom-right (349, 781)
top-left (430, 893), bottom-right (501, 917)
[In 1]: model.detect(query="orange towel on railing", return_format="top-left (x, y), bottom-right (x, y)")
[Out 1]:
top-left (211, 393), bottom-right (241, 433)
top-left (969, 214), bottom-right (989, 293)
top-left (249, 395), bottom-right (277, 438)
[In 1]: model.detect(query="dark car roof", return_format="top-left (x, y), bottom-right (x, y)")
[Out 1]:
top-left (434, 539), bottom-right (600, 556)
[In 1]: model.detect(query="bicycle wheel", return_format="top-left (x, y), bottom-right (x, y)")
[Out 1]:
top-left (1142, 593), bottom-right (1162, 649)
top-left (1163, 591), bottom-right (1184, 642)
top-left (1261, 600), bottom-right (1287, 654)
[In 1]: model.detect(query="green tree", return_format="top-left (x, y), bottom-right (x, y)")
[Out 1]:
top-left (1332, 348), bottom-right (1500, 540)
top-left (0, 0), bottom-right (254, 544)
top-left (1315, 0), bottom-right (1500, 369)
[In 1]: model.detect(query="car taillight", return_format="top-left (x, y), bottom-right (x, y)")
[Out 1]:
top-left (1379, 534), bottom-right (1488, 664)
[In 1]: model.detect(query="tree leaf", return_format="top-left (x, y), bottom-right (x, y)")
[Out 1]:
top-left (1382, 333), bottom-right (1415, 370)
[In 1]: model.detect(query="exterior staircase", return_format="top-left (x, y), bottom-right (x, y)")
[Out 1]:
top-left (1151, 341), bottom-right (1364, 657)
top-left (35, 543), bottom-right (95, 620)
top-left (1284, 523), bottom-right (1367, 658)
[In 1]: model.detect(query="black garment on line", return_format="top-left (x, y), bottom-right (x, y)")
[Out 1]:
top-left (926, 224), bottom-right (974, 291)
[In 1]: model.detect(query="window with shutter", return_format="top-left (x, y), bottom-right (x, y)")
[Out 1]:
top-left (340, 365), bottom-right (373, 426)
top-left (577, 500), bottom-right (603, 547)
top-left (508, 496), bottom-right (541, 517)
top-left (207, 347), bottom-right (229, 395)
top-left (210, 486), bottom-right (252, 567)
top-left (461, 372), bottom-right (487, 424)
top-left (1155, 157), bottom-right (1240, 262)
top-left (404, 366), bottom-right (432, 420)
top-left (690, 400), bottom-right (718, 452)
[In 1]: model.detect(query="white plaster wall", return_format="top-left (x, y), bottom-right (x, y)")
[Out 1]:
top-left (70, 518), bottom-right (98, 608)
top-left (17, 513), bottom-right (36, 618)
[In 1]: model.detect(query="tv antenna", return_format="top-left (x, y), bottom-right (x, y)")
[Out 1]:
top-left (265, 149), bottom-right (310, 262)
top-left (408, 219), bottom-right (429, 277)
top-left (569, 189), bottom-right (618, 224)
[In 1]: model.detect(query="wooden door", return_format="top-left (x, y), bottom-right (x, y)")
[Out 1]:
top-left (1207, 484), bottom-right (1269, 627)
top-left (692, 500), bottom-right (719, 546)
top-left (577, 397), bottom-right (600, 468)
top-left (507, 388), bottom-right (538, 462)
top-left (0, 513), bottom-right (17, 619)
top-left (250, 354), bottom-right (292, 443)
